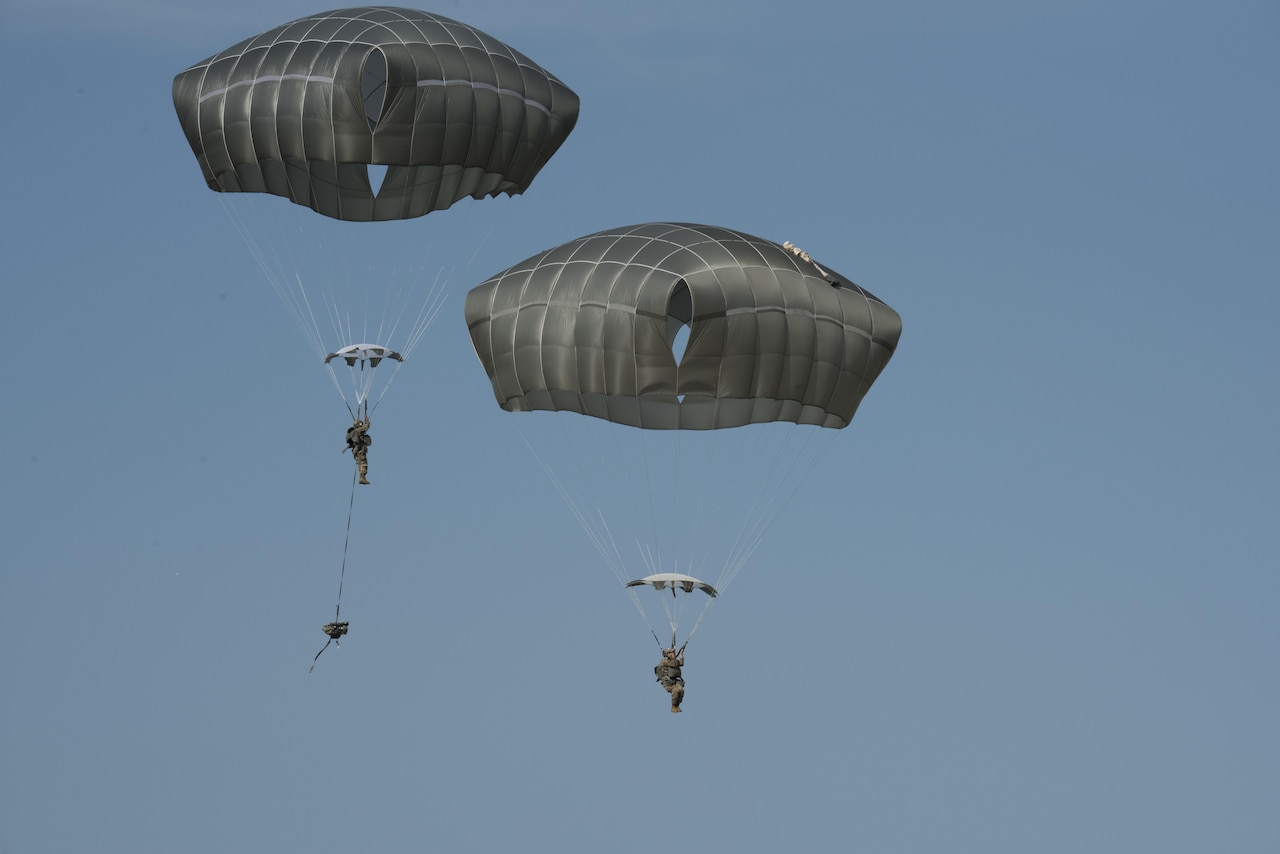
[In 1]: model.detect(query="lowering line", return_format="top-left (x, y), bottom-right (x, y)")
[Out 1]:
top-left (310, 466), bottom-right (359, 671)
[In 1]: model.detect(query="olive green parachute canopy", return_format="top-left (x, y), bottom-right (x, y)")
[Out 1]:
top-left (172, 7), bottom-right (580, 222)
top-left (465, 223), bottom-right (903, 430)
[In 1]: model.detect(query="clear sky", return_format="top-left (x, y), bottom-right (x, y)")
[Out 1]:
top-left (2, 2), bottom-right (1277, 852)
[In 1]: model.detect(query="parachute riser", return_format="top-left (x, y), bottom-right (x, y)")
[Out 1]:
top-left (651, 629), bottom-right (689, 656)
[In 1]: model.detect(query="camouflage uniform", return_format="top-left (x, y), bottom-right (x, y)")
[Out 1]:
top-left (654, 648), bottom-right (685, 712)
top-left (345, 417), bottom-right (372, 484)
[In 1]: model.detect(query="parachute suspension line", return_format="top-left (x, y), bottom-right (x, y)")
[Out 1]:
top-left (681, 596), bottom-right (718, 647)
top-left (622, 583), bottom-right (663, 643)
top-left (600, 420), bottom-right (665, 580)
top-left (397, 265), bottom-right (449, 358)
top-left (356, 196), bottom-right (494, 367)
top-left (365, 359), bottom-right (406, 418)
top-left (525, 440), bottom-right (656, 634)
top-left (619, 540), bottom-right (670, 635)
top-left (348, 356), bottom-right (377, 411)
top-left (716, 425), bottom-right (838, 595)
top-left (221, 196), bottom-right (451, 418)
top-left (636, 541), bottom-right (664, 580)
top-left (713, 425), bottom-right (794, 593)
top-left (394, 202), bottom-right (497, 361)
top-left (219, 197), bottom-right (330, 362)
top-left (520, 429), bottom-right (627, 583)
top-left (284, 264), bottom-right (330, 361)
top-left (519, 416), bottom-right (733, 648)
top-left (318, 203), bottom-right (502, 417)
top-left (359, 359), bottom-right (376, 410)
top-left (688, 425), bottom-right (757, 594)
top-left (654, 589), bottom-right (715, 650)
top-left (349, 269), bottom-right (414, 363)
top-left (462, 214), bottom-right (498, 270)
top-left (637, 422), bottom-right (667, 578)
top-left (393, 198), bottom-right (503, 361)
top-left (677, 425), bottom-right (710, 581)
top-left (669, 425), bottom-right (684, 581)
top-left (658, 583), bottom-right (691, 637)
top-left (315, 241), bottom-right (400, 365)
top-left (678, 424), bottom-right (736, 584)
top-left (322, 361), bottom-right (359, 420)
top-left (520, 423), bottom-right (668, 638)
top-left (591, 417), bottom-right (670, 583)
top-left (542, 416), bottom-right (632, 579)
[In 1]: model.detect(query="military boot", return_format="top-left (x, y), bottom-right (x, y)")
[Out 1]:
top-left (360, 474), bottom-right (370, 485)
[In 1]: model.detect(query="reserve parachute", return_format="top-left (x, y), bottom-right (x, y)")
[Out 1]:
top-left (466, 222), bottom-right (902, 648)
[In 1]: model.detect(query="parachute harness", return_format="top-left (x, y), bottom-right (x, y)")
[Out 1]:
top-left (310, 466), bottom-right (359, 672)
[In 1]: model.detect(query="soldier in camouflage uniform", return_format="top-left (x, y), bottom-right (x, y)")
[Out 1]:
top-left (654, 646), bottom-right (685, 713)
top-left (344, 416), bottom-right (372, 484)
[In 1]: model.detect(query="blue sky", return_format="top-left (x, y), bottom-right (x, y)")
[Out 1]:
top-left (2, 2), bottom-right (1277, 852)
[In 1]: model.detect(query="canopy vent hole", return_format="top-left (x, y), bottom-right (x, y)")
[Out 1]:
top-left (368, 165), bottom-right (388, 195)
top-left (667, 280), bottom-right (693, 364)
top-left (362, 49), bottom-right (388, 130)
top-left (362, 49), bottom-right (390, 196)
top-left (671, 324), bottom-right (690, 364)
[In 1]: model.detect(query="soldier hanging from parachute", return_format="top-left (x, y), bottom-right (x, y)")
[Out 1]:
top-left (628, 574), bottom-right (716, 712)
top-left (465, 222), bottom-right (903, 708)
top-left (655, 646), bottom-right (686, 713)
top-left (171, 6), bottom-right (580, 666)
top-left (344, 415), bottom-right (372, 485)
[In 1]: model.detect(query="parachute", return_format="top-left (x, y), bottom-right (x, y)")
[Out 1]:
top-left (171, 6), bottom-right (580, 222)
top-left (466, 222), bottom-right (902, 647)
top-left (171, 6), bottom-right (581, 418)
